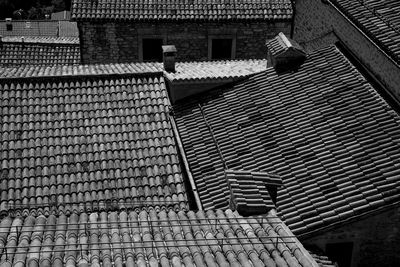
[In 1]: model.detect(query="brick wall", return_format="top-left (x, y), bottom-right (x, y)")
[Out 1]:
top-left (293, 0), bottom-right (400, 101)
top-left (303, 205), bottom-right (400, 267)
top-left (79, 21), bottom-right (291, 64)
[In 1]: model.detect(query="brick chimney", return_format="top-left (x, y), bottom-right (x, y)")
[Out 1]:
top-left (266, 32), bottom-right (307, 73)
top-left (162, 45), bottom-right (177, 73)
top-left (225, 170), bottom-right (282, 216)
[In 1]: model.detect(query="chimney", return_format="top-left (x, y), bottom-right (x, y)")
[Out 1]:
top-left (162, 45), bottom-right (177, 73)
top-left (266, 32), bottom-right (307, 73)
top-left (225, 170), bottom-right (282, 216)
top-left (5, 18), bottom-right (12, 31)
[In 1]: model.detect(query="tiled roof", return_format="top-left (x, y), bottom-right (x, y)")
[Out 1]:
top-left (0, 62), bottom-right (163, 79)
top-left (0, 21), bottom-right (59, 37)
top-left (1, 36), bottom-right (79, 44)
top-left (0, 209), bottom-right (317, 267)
top-left (174, 45), bottom-right (400, 234)
top-left (0, 74), bottom-right (189, 216)
top-left (71, 0), bottom-right (293, 21)
top-left (266, 32), bottom-right (305, 57)
top-left (225, 170), bottom-right (282, 215)
top-left (0, 39), bottom-right (81, 67)
top-left (164, 59), bottom-right (267, 82)
top-left (330, 0), bottom-right (400, 64)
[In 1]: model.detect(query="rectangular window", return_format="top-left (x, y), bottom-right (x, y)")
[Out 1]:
top-left (326, 242), bottom-right (353, 267)
top-left (142, 38), bottom-right (163, 62)
top-left (6, 23), bottom-right (12, 31)
top-left (211, 39), bottom-right (233, 60)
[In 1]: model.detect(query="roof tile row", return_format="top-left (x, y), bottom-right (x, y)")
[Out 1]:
top-left (71, 0), bottom-right (293, 21)
top-left (331, 0), bottom-right (400, 64)
top-left (174, 45), bottom-right (400, 234)
top-left (0, 209), bottom-right (314, 267)
top-left (0, 75), bottom-right (189, 216)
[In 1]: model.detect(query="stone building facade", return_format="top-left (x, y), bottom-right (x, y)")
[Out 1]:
top-left (293, 0), bottom-right (400, 103)
top-left (78, 21), bottom-right (291, 64)
top-left (71, 0), bottom-right (293, 64)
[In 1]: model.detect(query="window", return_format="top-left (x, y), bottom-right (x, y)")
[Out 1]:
top-left (211, 39), bottom-right (233, 60)
top-left (326, 242), bottom-right (353, 267)
top-left (6, 23), bottom-right (12, 31)
top-left (142, 38), bottom-right (163, 62)
top-left (208, 30), bottom-right (237, 60)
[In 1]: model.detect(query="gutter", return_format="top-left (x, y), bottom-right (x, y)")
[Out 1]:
top-left (324, 0), bottom-right (400, 69)
top-left (169, 113), bottom-right (203, 211)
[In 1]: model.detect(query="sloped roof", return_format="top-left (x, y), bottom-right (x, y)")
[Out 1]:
top-left (330, 0), bottom-right (400, 64)
top-left (225, 170), bottom-right (282, 215)
top-left (0, 62), bottom-right (163, 79)
top-left (174, 45), bottom-right (400, 235)
top-left (71, 0), bottom-right (292, 21)
top-left (0, 21), bottom-right (59, 37)
top-left (266, 32), bottom-right (306, 57)
top-left (0, 73), bottom-right (189, 216)
top-left (0, 37), bottom-right (80, 67)
top-left (0, 209), bottom-right (317, 267)
top-left (164, 59), bottom-right (267, 82)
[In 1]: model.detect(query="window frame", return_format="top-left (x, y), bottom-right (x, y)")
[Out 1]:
top-left (208, 29), bottom-right (237, 60)
top-left (138, 33), bottom-right (167, 62)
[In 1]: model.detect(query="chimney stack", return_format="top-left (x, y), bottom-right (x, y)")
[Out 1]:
top-left (162, 45), bottom-right (177, 73)
top-left (266, 32), bottom-right (307, 73)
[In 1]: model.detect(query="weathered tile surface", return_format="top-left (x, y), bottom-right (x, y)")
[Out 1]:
top-left (0, 74), bottom-right (188, 215)
top-left (71, 0), bottom-right (293, 21)
top-left (0, 37), bottom-right (81, 67)
top-left (175, 45), bottom-right (400, 234)
top-left (331, 0), bottom-right (400, 64)
top-left (0, 62), bottom-right (163, 79)
top-left (0, 209), bottom-right (315, 267)
top-left (164, 59), bottom-right (267, 82)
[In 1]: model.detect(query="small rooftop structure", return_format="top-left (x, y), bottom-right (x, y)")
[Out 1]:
top-left (266, 32), bottom-right (307, 72)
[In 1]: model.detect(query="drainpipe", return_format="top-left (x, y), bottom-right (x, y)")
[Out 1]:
top-left (169, 114), bottom-right (203, 211)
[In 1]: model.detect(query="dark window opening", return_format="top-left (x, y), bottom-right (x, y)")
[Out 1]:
top-left (142, 38), bottom-right (163, 62)
top-left (326, 242), bottom-right (353, 267)
top-left (212, 39), bottom-right (233, 60)
top-left (6, 23), bottom-right (12, 31)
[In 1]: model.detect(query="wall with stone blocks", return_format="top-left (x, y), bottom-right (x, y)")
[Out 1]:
top-left (79, 21), bottom-right (291, 64)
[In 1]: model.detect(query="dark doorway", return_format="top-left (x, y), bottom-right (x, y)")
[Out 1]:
top-left (211, 38), bottom-right (233, 60)
top-left (142, 38), bottom-right (163, 62)
top-left (326, 242), bottom-right (353, 267)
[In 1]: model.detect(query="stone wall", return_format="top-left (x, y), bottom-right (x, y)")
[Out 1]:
top-left (303, 205), bottom-right (400, 267)
top-left (293, 0), bottom-right (400, 102)
top-left (79, 21), bottom-right (291, 64)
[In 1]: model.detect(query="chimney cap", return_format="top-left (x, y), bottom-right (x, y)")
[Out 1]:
top-left (162, 45), bottom-right (177, 53)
